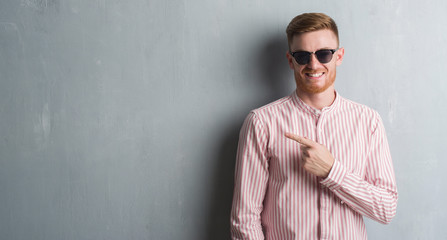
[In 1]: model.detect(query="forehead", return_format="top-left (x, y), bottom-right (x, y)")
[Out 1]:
top-left (290, 29), bottom-right (338, 51)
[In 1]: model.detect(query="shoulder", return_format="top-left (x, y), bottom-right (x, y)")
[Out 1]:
top-left (242, 94), bottom-right (294, 131)
top-left (339, 96), bottom-right (380, 117)
top-left (338, 96), bottom-right (383, 130)
top-left (251, 94), bottom-right (295, 116)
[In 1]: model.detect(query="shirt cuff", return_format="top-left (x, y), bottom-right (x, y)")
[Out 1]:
top-left (320, 160), bottom-right (347, 191)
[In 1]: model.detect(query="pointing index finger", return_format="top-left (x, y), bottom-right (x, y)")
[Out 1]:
top-left (285, 133), bottom-right (314, 147)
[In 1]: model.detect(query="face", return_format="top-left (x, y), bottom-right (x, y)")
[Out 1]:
top-left (286, 29), bottom-right (344, 95)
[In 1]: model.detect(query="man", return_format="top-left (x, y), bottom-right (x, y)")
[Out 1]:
top-left (230, 13), bottom-right (398, 239)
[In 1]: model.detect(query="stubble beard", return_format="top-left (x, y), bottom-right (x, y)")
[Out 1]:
top-left (294, 70), bottom-right (336, 94)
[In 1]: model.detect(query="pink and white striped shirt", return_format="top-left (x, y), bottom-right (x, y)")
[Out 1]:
top-left (231, 91), bottom-right (398, 240)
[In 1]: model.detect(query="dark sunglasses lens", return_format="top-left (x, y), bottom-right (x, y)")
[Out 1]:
top-left (294, 52), bottom-right (310, 65)
top-left (315, 50), bottom-right (334, 63)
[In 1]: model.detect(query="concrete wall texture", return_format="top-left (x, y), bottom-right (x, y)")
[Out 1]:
top-left (1, 0), bottom-right (446, 239)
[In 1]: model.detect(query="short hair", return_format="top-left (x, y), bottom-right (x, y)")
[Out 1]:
top-left (286, 13), bottom-right (339, 49)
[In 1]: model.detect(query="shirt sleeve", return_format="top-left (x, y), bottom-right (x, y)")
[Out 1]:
top-left (320, 113), bottom-right (398, 224)
top-left (230, 112), bottom-right (269, 239)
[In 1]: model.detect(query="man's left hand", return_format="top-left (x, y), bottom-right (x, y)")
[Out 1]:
top-left (285, 133), bottom-right (335, 178)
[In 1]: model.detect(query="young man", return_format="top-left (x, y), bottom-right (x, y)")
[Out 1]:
top-left (230, 13), bottom-right (398, 239)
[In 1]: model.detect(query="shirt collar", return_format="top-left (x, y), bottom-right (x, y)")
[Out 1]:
top-left (291, 90), bottom-right (341, 116)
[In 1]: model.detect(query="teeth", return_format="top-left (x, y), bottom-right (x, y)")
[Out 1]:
top-left (307, 73), bottom-right (324, 77)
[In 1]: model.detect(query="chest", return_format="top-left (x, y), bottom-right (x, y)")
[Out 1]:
top-left (267, 111), bottom-right (371, 177)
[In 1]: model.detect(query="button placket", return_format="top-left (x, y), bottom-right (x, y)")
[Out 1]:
top-left (318, 111), bottom-right (330, 239)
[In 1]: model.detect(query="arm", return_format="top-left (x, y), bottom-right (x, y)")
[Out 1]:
top-left (230, 112), bottom-right (269, 239)
top-left (320, 115), bottom-right (398, 224)
top-left (285, 115), bottom-right (398, 224)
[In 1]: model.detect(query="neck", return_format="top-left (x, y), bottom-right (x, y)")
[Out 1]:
top-left (296, 87), bottom-right (336, 110)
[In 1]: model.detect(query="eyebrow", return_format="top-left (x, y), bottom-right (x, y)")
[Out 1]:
top-left (291, 47), bottom-right (337, 52)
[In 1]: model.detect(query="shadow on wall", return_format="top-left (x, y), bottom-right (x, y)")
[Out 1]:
top-left (205, 34), bottom-right (292, 239)
top-left (254, 34), bottom-right (294, 102)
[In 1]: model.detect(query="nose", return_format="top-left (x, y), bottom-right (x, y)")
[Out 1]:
top-left (307, 53), bottom-right (321, 69)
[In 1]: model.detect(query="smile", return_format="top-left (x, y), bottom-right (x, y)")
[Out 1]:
top-left (305, 72), bottom-right (324, 78)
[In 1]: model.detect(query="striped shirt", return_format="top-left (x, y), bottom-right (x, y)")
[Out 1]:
top-left (231, 91), bottom-right (398, 240)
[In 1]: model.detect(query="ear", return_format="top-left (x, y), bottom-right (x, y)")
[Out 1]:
top-left (335, 47), bottom-right (345, 66)
top-left (286, 51), bottom-right (295, 69)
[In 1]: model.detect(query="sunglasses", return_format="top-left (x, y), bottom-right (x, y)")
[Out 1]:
top-left (290, 48), bottom-right (339, 65)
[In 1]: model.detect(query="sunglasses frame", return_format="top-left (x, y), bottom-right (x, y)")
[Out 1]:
top-left (290, 48), bottom-right (340, 65)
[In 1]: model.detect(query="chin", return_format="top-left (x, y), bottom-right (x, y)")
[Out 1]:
top-left (295, 72), bottom-right (336, 94)
top-left (296, 82), bottom-right (333, 94)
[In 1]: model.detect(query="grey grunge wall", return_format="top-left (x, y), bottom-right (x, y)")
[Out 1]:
top-left (1, 0), bottom-right (446, 239)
